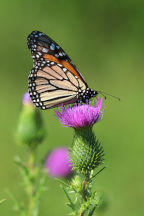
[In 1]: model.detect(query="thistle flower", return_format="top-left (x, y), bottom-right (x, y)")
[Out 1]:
top-left (45, 148), bottom-right (72, 178)
top-left (55, 98), bottom-right (105, 174)
top-left (55, 98), bottom-right (104, 128)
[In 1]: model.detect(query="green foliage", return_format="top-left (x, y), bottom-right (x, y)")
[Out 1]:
top-left (58, 171), bottom-right (106, 216)
top-left (15, 104), bottom-right (46, 148)
top-left (10, 153), bottom-right (47, 216)
top-left (71, 127), bottom-right (104, 174)
top-left (9, 101), bottom-right (47, 216)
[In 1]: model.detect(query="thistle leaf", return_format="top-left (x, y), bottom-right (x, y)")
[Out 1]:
top-left (62, 187), bottom-right (75, 210)
top-left (88, 205), bottom-right (96, 216)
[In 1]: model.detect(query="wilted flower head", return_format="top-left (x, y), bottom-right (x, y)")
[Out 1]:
top-left (45, 148), bottom-right (72, 178)
top-left (55, 98), bottom-right (104, 128)
top-left (23, 92), bottom-right (33, 105)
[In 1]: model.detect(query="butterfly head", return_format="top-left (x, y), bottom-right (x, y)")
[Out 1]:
top-left (78, 88), bottom-right (98, 103)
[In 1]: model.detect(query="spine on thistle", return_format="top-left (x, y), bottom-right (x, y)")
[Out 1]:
top-left (71, 127), bottom-right (104, 174)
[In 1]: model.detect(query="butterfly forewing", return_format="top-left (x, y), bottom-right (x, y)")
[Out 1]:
top-left (28, 31), bottom-right (86, 84)
top-left (28, 31), bottom-right (97, 109)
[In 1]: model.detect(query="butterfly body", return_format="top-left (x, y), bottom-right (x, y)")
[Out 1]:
top-left (28, 31), bottom-right (97, 109)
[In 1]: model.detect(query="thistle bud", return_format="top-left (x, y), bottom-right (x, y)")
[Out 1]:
top-left (16, 92), bottom-right (45, 149)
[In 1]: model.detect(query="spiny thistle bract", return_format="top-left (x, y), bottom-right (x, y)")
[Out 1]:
top-left (71, 127), bottom-right (104, 173)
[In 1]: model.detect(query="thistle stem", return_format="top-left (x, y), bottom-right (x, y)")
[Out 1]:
top-left (79, 172), bottom-right (90, 216)
top-left (27, 148), bottom-right (38, 216)
top-left (83, 173), bottom-right (89, 201)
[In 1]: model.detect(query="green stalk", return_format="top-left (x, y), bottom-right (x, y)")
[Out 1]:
top-left (79, 172), bottom-right (90, 216)
top-left (27, 148), bottom-right (38, 216)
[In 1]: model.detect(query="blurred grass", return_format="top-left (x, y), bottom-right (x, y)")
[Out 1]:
top-left (0, 0), bottom-right (144, 215)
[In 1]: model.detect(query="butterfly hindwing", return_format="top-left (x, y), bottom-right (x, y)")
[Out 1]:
top-left (28, 60), bottom-right (83, 109)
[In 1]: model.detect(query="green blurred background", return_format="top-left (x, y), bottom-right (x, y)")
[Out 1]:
top-left (0, 0), bottom-right (144, 215)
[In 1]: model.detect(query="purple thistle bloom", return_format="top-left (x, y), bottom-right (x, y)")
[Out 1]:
top-left (22, 92), bottom-right (33, 105)
top-left (45, 148), bottom-right (72, 178)
top-left (55, 98), bottom-right (104, 128)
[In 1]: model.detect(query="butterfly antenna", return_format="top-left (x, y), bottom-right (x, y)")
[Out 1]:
top-left (97, 90), bottom-right (120, 101)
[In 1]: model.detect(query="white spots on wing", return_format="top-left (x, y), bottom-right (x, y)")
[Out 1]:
top-left (55, 54), bottom-right (59, 58)
top-left (36, 54), bottom-right (40, 58)
top-left (42, 48), bottom-right (49, 53)
top-left (39, 32), bottom-right (43, 36)
top-left (38, 52), bottom-right (42, 56)
top-left (63, 68), bottom-right (67, 72)
top-left (59, 52), bottom-right (63, 56)
top-left (50, 62), bottom-right (55, 65)
top-left (57, 64), bottom-right (62, 67)
top-left (56, 45), bottom-right (60, 49)
top-left (50, 43), bottom-right (55, 50)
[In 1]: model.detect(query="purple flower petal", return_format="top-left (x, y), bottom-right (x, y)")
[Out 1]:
top-left (45, 148), bottom-right (72, 178)
top-left (22, 92), bottom-right (33, 105)
top-left (55, 98), bottom-right (104, 128)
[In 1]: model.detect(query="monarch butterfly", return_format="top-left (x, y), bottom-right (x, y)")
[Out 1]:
top-left (28, 30), bottom-right (98, 109)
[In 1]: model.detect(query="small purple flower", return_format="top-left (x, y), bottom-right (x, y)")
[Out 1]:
top-left (22, 92), bottom-right (33, 105)
top-left (55, 98), bottom-right (104, 128)
top-left (45, 148), bottom-right (72, 178)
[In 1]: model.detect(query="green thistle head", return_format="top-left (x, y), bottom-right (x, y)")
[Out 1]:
top-left (15, 92), bottom-right (46, 149)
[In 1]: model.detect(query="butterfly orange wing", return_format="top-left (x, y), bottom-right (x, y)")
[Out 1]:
top-left (28, 31), bottom-right (95, 109)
